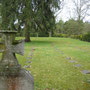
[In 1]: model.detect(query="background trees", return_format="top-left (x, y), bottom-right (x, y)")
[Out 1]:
top-left (0, 0), bottom-right (90, 42)
top-left (55, 19), bottom-right (90, 36)
top-left (55, 20), bottom-right (64, 34)
top-left (72, 0), bottom-right (90, 21)
top-left (0, 0), bottom-right (63, 42)
top-left (54, 0), bottom-right (90, 40)
top-left (0, 1), bottom-right (2, 29)
top-left (1, 0), bottom-right (18, 30)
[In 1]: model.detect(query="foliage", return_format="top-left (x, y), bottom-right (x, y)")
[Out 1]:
top-left (1, 0), bottom-right (18, 30)
top-left (83, 22), bottom-right (90, 34)
top-left (64, 19), bottom-right (84, 35)
top-left (82, 31), bottom-right (90, 42)
top-left (53, 33), bottom-right (69, 38)
top-left (55, 19), bottom-right (85, 36)
top-left (55, 20), bottom-right (64, 34)
top-left (70, 34), bottom-right (83, 40)
top-left (1, 0), bottom-right (63, 41)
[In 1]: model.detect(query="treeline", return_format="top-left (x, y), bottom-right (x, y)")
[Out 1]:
top-left (54, 19), bottom-right (90, 42)
top-left (16, 19), bottom-right (90, 42)
top-left (18, 19), bottom-right (90, 42)
top-left (0, 0), bottom-right (90, 42)
top-left (0, 0), bottom-right (62, 42)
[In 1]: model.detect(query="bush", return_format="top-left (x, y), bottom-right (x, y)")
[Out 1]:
top-left (30, 33), bottom-right (38, 37)
top-left (82, 32), bottom-right (90, 42)
top-left (70, 35), bottom-right (83, 40)
top-left (53, 33), bottom-right (69, 38)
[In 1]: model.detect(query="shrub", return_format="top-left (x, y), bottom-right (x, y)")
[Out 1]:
top-left (53, 33), bottom-right (69, 38)
top-left (70, 35), bottom-right (83, 40)
top-left (82, 32), bottom-right (90, 42)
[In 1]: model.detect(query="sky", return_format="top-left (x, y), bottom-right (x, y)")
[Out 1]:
top-left (56, 0), bottom-right (90, 22)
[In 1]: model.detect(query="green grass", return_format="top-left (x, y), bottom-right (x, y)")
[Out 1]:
top-left (9, 37), bottom-right (90, 89)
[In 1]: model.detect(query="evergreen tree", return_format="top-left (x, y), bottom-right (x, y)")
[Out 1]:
top-left (1, 0), bottom-right (18, 30)
top-left (1, 0), bottom-right (62, 42)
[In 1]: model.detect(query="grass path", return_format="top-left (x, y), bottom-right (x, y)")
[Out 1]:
top-left (17, 37), bottom-right (90, 90)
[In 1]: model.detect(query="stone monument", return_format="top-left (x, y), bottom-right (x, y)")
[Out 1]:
top-left (0, 30), bottom-right (34, 90)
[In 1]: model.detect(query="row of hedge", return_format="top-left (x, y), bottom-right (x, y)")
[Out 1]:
top-left (16, 31), bottom-right (90, 42)
top-left (82, 32), bottom-right (90, 42)
top-left (53, 32), bottom-right (90, 42)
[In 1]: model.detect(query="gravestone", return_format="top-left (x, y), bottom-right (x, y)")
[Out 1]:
top-left (0, 30), bottom-right (34, 90)
top-left (73, 64), bottom-right (82, 67)
top-left (69, 60), bottom-right (76, 63)
top-left (81, 70), bottom-right (90, 74)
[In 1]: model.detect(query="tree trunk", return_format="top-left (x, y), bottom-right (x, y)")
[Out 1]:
top-left (25, 23), bottom-right (31, 42)
top-left (49, 32), bottom-right (52, 37)
top-left (36, 32), bottom-right (39, 37)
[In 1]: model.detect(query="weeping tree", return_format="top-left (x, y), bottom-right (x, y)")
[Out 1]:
top-left (1, 0), bottom-right (63, 42)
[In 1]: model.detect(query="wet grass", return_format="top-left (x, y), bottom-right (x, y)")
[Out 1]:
top-left (14, 37), bottom-right (90, 90)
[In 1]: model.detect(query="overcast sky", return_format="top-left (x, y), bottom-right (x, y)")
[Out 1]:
top-left (56, 0), bottom-right (90, 22)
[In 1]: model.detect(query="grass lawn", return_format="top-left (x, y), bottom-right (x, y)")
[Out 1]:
top-left (17, 37), bottom-right (90, 90)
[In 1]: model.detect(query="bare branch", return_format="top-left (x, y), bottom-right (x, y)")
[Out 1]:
top-left (72, 0), bottom-right (90, 21)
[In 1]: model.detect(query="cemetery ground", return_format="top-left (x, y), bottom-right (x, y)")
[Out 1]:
top-left (1, 37), bottom-right (90, 90)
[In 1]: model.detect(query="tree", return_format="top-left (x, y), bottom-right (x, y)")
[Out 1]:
top-left (55, 20), bottom-right (64, 34)
top-left (72, 0), bottom-right (90, 21)
top-left (18, 0), bottom-right (62, 41)
top-left (71, 0), bottom-right (90, 35)
top-left (0, 1), bottom-right (2, 29)
top-left (1, 0), bottom-right (18, 30)
top-left (32, 0), bottom-right (62, 37)
top-left (64, 19), bottom-right (84, 35)
top-left (83, 22), bottom-right (90, 34)
top-left (1, 0), bottom-right (63, 42)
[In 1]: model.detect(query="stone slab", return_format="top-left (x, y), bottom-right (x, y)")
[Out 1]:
top-left (86, 80), bottom-right (90, 83)
top-left (81, 70), bottom-right (90, 74)
top-left (0, 69), bottom-right (34, 90)
top-left (26, 61), bottom-right (32, 63)
top-left (66, 57), bottom-right (71, 60)
top-left (69, 60), bottom-right (76, 63)
top-left (27, 57), bottom-right (32, 59)
top-left (23, 65), bottom-right (31, 68)
top-left (29, 53), bottom-right (33, 56)
top-left (73, 64), bottom-right (82, 67)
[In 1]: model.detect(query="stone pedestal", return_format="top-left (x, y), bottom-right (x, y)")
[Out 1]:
top-left (0, 31), bottom-right (34, 90)
top-left (0, 69), bottom-right (34, 90)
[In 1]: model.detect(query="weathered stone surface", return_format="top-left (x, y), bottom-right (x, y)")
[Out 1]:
top-left (23, 65), bottom-right (31, 68)
top-left (73, 64), bottom-right (82, 67)
top-left (69, 60), bottom-right (76, 63)
top-left (19, 69), bottom-right (34, 90)
top-left (0, 77), bottom-right (7, 90)
top-left (66, 57), bottom-right (71, 60)
top-left (81, 70), bottom-right (90, 74)
top-left (86, 80), bottom-right (90, 83)
top-left (26, 61), bottom-right (32, 63)
top-left (12, 40), bottom-right (25, 55)
top-left (0, 69), bottom-right (34, 90)
top-left (0, 31), bottom-right (34, 90)
top-left (0, 31), bottom-right (25, 76)
top-left (27, 57), bottom-right (32, 59)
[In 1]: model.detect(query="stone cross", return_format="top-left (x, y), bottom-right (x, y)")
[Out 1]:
top-left (0, 30), bottom-right (24, 76)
